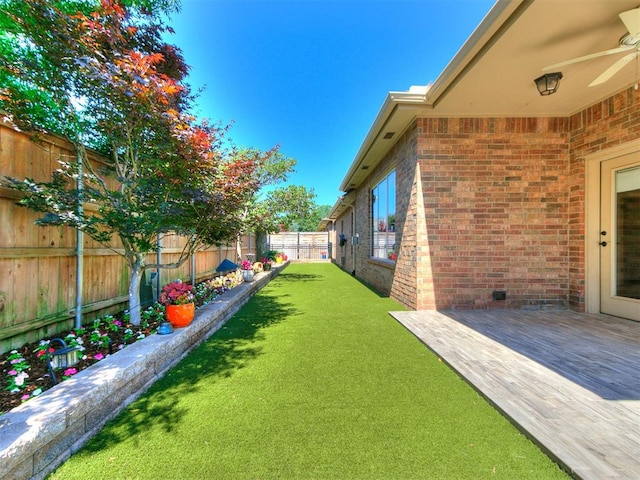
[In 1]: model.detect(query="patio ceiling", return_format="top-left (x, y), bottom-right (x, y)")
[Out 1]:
top-left (336, 0), bottom-right (640, 195)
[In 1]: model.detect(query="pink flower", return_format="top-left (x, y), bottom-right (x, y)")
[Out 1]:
top-left (94, 353), bottom-right (104, 361)
top-left (15, 372), bottom-right (28, 386)
top-left (21, 394), bottom-right (30, 401)
top-left (8, 369), bottom-right (17, 376)
top-left (63, 368), bottom-right (78, 376)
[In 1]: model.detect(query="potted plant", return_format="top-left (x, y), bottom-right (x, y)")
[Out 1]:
top-left (241, 260), bottom-right (255, 282)
top-left (261, 256), bottom-right (272, 271)
top-left (159, 280), bottom-right (195, 328)
top-left (274, 252), bottom-right (288, 264)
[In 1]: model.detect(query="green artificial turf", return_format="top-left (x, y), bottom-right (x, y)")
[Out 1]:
top-left (50, 263), bottom-right (569, 479)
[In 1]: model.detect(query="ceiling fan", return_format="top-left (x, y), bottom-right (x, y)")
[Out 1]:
top-left (542, 7), bottom-right (640, 86)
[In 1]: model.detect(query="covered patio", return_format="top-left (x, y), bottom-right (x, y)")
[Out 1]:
top-left (390, 309), bottom-right (640, 480)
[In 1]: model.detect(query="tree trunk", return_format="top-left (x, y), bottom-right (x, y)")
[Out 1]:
top-left (128, 254), bottom-right (145, 326)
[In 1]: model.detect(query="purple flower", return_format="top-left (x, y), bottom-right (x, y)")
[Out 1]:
top-left (8, 369), bottom-right (17, 376)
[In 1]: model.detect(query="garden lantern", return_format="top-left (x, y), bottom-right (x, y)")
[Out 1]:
top-left (157, 321), bottom-right (174, 335)
top-left (216, 259), bottom-right (238, 272)
top-left (46, 338), bottom-right (81, 385)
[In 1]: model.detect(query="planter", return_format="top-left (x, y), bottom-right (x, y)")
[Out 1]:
top-left (165, 302), bottom-right (195, 328)
top-left (242, 270), bottom-right (255, 282)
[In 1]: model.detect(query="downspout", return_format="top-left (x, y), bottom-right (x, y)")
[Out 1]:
top-left (351, 204), bottom-right (357, 275)
top-left (74, 152), bottom-right (83, 330)
top-left (329, 220), bottom-right (335, 260)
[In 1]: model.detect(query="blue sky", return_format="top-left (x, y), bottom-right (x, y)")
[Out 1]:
top-left (167, 0), bottom-right (496, 206)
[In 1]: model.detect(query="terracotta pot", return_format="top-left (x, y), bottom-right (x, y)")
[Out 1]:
top-left (165, 303), bottom-right (195, 328)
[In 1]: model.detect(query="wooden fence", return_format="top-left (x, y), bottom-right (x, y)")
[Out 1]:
top-left (268, 232), bottom-right (331, 261)
top-left (0, 123), bottom-right (255, 355)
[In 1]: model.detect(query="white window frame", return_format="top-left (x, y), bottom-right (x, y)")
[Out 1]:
top-left (371, 170), bottom-right (396, 261)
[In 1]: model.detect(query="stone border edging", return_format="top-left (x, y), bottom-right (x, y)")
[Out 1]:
top-left (0, 263), bottom-right (286, 480)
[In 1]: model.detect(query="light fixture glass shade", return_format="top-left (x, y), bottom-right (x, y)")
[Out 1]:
top-left (535, 72), bottom-right (563, 96)
top-left (46, 338), bottom-right (81, 385)
top-left (50, 347), bottom-right (80, 369)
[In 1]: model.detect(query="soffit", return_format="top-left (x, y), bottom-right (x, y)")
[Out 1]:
top-left (430, 0), bottom-right (640, 117)
top-left (340, 0), bottom-right (640, 192)
top-left (323, 190), bottom-right (356, 223)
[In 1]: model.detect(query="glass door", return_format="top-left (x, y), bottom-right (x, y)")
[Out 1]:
top-left (600, 154), bottom-right (640, 321)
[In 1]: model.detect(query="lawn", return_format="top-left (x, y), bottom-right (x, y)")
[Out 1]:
top-left (50, 263), bottom-right (568, 479)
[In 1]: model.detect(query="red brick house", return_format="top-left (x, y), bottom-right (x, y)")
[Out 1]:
top-left (322, 0), bottom-right (640, 322)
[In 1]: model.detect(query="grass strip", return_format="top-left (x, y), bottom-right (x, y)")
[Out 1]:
top-left (50, 263), bottom-right (568, 479)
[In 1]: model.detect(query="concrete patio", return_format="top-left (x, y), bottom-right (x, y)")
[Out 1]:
top-left (390, 309), bottom-right (640, 480)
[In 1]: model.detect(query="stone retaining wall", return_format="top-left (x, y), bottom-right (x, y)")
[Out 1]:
top-left (0, 265), bottom-right (285, 480)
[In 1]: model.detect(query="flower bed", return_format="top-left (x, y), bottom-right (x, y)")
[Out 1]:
top-left (0, 263), bottom-right (285, 480)
top-left (0, 270), bottom-right (243, 416)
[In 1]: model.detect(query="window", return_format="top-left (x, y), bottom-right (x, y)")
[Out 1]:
top-left (371, 170), bottom-right (396, 261)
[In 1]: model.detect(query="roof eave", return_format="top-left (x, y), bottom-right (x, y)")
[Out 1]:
top-left (338, 88), bottom-right (428, 192)
top-left (337, 0), bottom-right (528, 193)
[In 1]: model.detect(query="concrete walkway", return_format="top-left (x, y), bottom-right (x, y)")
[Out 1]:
top-left (390, 309), bottom-right (640, 480)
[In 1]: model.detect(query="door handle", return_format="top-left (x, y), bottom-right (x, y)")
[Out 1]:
top-left (599, 241), bottom-right (607, 247)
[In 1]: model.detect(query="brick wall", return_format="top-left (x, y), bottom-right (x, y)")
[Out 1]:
top-left (352, 126), bottom-right (417, 300)
top-left (333, 206), bottom-right (354, 273)
top-left (340, 116), bottom-right (574, 310)
top-left (415, 117), bottom-right (571, 309)
top-left (345, 85), bottom-right (640, 312)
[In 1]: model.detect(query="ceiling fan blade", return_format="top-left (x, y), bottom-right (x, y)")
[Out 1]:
top-left (542, 45), bottom-right (634, 71)
top-left (589, 52), bottom-right (637, 86)
top-left (619, 8), bottom-right (640, 36)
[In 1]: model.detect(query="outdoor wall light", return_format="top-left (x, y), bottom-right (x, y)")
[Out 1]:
top-left (46, 338), bottom-right (81, 385)
top-left (534, 72), bottom-right (563, 96)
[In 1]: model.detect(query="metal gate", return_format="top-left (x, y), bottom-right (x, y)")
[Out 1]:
top-left (267, 232), bottom-right (331, 261)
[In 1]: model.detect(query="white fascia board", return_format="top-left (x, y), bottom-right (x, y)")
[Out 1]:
top-left (338, 87), bottom-right (427, 193)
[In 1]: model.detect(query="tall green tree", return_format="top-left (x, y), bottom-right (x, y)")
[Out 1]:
top-left (228, 147), bottom-right (316, 238)
top-left (291, 203), bottom-right (331, 232)
top-left (0, 0), bottom-right (273, 325)
top-left (261, 185), bottom-right (317, 232)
